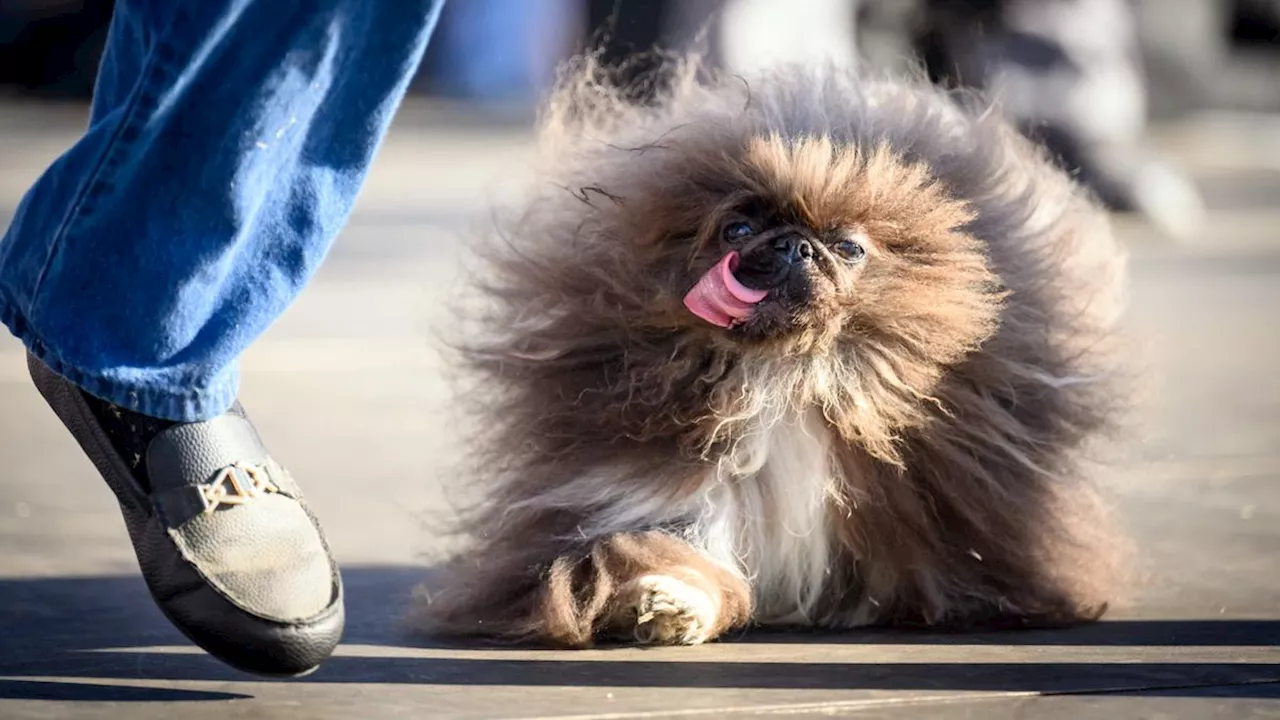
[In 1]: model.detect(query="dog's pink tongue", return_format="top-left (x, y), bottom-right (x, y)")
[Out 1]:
top-left (683, 251), bottom-right (769, 328)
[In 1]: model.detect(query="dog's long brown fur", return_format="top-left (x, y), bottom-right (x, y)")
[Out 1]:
top-left (418, 57), bottom-right (1131, 648)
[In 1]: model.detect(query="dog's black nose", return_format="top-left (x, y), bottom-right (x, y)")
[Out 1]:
top-left (772, 234), bottom-right (814, 264)
top-left (773, 233), bottom-right (814, 263)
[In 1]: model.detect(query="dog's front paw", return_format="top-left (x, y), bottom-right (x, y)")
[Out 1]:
top-left (613, 574), bottom-right (719, 646)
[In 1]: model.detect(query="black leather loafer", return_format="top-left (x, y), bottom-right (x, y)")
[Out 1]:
top-left (28, 353), bottom-right (344, 677)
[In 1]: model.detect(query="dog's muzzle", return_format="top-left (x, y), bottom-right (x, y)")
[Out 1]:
top-left (735, 232), bottom-right (815, 290)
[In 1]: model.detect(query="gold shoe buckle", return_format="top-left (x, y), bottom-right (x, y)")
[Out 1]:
top-left (199, 461), bottom-right (280, 514)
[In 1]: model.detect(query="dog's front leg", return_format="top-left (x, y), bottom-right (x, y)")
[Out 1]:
top-left (537, 531), bottom-right (753, 647)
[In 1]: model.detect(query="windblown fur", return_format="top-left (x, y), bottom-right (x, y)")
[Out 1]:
top-left (418, 57), bottom-right (1131, 648)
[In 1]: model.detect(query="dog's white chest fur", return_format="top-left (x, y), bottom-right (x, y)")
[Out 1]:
top-left (694, 410), bottom-right (838, 623)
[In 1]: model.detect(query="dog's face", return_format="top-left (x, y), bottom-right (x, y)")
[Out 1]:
top-left (638, 135), bottom-right (1002, 362)
top-left (697, 201), bottom-right (871, 343)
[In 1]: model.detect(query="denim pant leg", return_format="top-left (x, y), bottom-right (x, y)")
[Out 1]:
top-left (0, 0), bottom-right (444, 421)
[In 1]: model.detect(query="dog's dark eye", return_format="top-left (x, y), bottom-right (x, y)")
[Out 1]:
top-left (834, 239), bottom-right (866, 262)
top-left (722, 222), bottom-right (755, 242)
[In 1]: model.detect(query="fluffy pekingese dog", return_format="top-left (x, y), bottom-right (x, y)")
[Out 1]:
top-left (419, 57), bottom-right (1130, 647)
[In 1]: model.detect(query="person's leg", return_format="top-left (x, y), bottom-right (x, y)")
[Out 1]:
top-left (1, 0), bottom-right (443, 676)
top-left (919, 0), bottom-right (1205, 239)
top-left (1, 0), bottom-right (442, 422)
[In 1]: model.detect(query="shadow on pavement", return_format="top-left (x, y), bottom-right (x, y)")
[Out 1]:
top-left (0, 680), bottom-right (250, 702)
top-left (0, 566), bottom-right (1277, 702)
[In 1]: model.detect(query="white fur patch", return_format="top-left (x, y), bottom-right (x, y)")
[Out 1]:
top-left (694, 409), bottom-right (837, 624)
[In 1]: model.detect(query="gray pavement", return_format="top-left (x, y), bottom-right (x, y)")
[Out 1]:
top-left (0, 101), bottom-right (1278, 719)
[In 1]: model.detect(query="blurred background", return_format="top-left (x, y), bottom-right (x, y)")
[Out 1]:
top-left (4, 0), bottom-right (1280, 110)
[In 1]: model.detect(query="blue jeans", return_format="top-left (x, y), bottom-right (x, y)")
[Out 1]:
top-left (0, 0), bottom-right (444, 421)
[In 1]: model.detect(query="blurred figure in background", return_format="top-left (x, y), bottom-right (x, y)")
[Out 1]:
top-left (712, 0), bottom-right (862, 76)
top-left (918, 0), bottom-right (1206, 237)
top-left (423, 0), bottom-right (580, 109)
top-left (702, 0), bottom-right (1206, 238)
